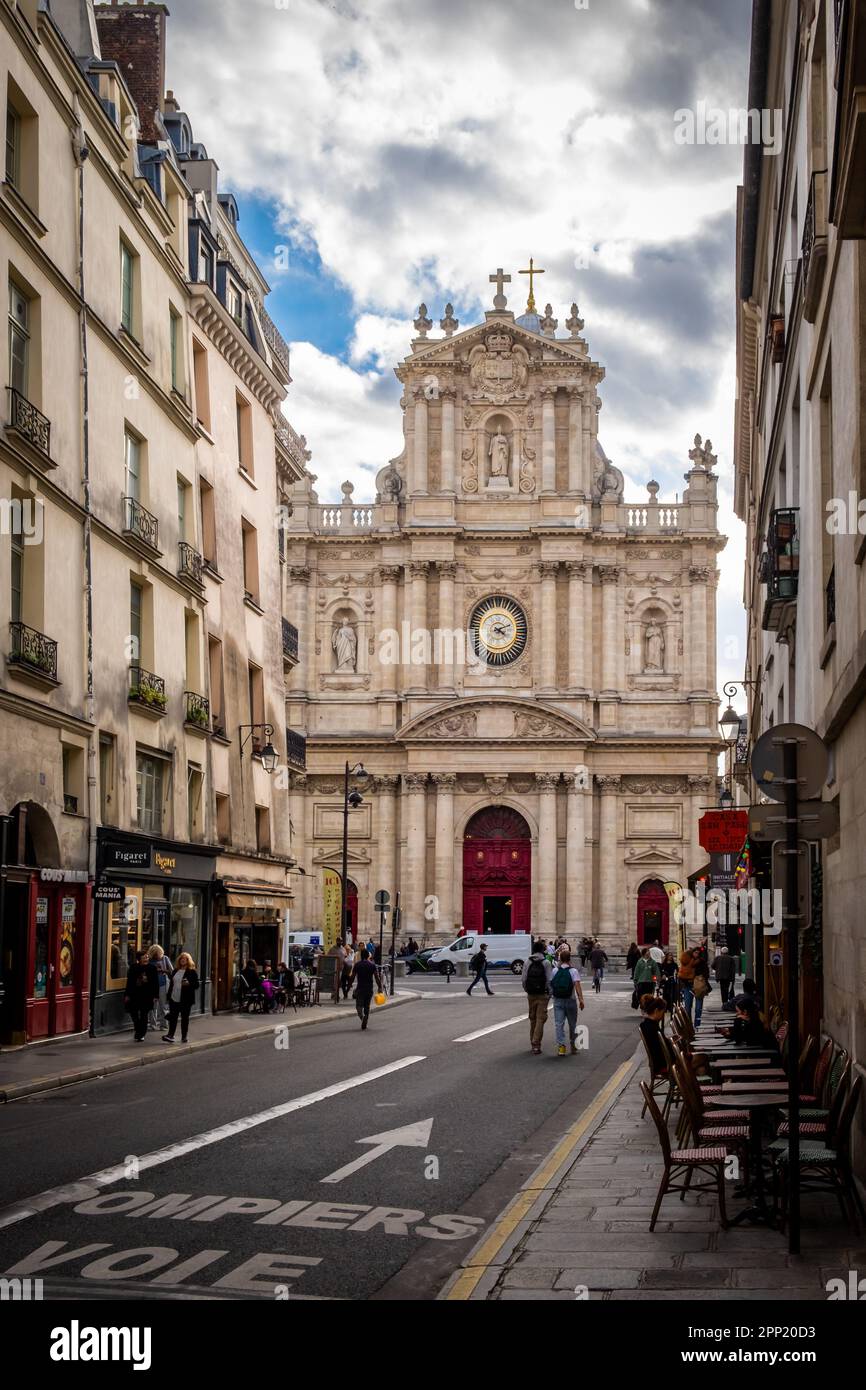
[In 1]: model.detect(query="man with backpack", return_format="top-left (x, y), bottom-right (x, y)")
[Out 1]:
top-left (466, 942), bottom-right (494, 996)
top-left (550, 949), bottom-right (585, 1056)
top-left (521, 940), bottom-right (553, 1054)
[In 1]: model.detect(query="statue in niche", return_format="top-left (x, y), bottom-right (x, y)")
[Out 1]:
top-left (332, 618), bottom-right (357, 672)
top-left (488, 428), bottom-right (510, 480)
top-left (644, 622), bottom-right (666, 672)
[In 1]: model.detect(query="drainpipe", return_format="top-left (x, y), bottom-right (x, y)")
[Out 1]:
top-left (71, 95), bottom-right (97, 1033)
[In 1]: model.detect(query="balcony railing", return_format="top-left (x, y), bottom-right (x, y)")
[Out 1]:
top-left (826, 565), bottom-right (836, 629)
top-left (259, 303), bottom-right (291, 376)
top-left (184, 690), bottom-right (210, 731)
top-left (282, 617), bottom-right (299, 663)
top-left (7, 386), bottom-right (50, 457)
top-left (286, 728), bottom-right (306, 771)
top-left (761, 507), bottom-right (800, 631)
top-left (802, 170), bottom-right (829, 322)
top-left (128, 666), bottom-right (167, 713)
top-left (8, 621), bottom-right (58, 681)
top-left (123, 496), bottom-right (160, 551)
top-left (178, 541), bottom-right (203, 585)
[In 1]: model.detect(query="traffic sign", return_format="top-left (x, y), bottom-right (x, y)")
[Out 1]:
top-left (374, 889), bottom-right (391, 910)
top-left (699, 810), bottom-right (749, 854)
top-left (749, 800), bottom-right (839, 843)
top-left (770, 840), bottom-right (811, 929)
top-left (752, 723), bottom-right (829, 803)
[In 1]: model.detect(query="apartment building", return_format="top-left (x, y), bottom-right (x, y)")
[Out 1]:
top-left (0, 0), bottom-right (307, 1041)
top-left (734, 0), bottom-right (866, 1147)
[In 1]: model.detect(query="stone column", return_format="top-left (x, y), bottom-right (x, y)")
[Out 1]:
top-left (581, 393), bottom-right (594, 496)
top-left (374, 776), bottom-right (399, 909)
top-left (440, 388), bottom-right (456, 495)
top-left (541, 388), bottom-right (557, 493)
top-left (289, 567), bottom-right (312, 694)
top-left (402, 773), bottom-right (428, 935)
top-left (567, 388), bottom-right (583, 494)
top-left (566, 561), bottom-right (586, 691)
top-left (565, 774), bottom-right (589, 936)
top-left (598, 565), bottom-right (620, 694)
top-left (596, 775), bottom-right (622, 941)
top-left (689, 565), bottom-right (710, 693)
top-left (539, 562), bottom-right (559, 692)
top-left (437, 561), bottom-right (457, 691)
top-left (406, 561), bottom-right (429, 694)
top-left (432, 773), bottom-right (456, 937)
top-left (688, 774), bottom-right (712, 884)
top-left (378, 566), bottom-right (400, 696)
top-left (289, 773), bottom-right (308, 925)
top-left (412, 389), bottom-right (428, 495)
top-left (536, 773), bottom-right (559, 936)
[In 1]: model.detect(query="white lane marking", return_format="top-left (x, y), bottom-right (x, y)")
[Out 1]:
top-left (453, 1015), bottom-right (530, 1043)
top-left (321, 1118), bottom-right (434, 1184)
top-left (0, 1056), bottom-right (426, 1231)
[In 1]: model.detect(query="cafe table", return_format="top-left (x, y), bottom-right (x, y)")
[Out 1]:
top-left (705, 1091), bottom-right (788, 1226)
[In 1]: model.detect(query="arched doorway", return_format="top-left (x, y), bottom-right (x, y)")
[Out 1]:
top-left (463, 807), bottom-right (531, 935)
top-left (637, 879), bottom-right (670, 947)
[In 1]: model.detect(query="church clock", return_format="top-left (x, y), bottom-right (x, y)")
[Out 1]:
top-left (469, 594), bottom-right (528, 667)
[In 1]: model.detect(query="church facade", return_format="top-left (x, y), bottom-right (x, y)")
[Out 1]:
top-left (285, 274), bottom-right (724, 949)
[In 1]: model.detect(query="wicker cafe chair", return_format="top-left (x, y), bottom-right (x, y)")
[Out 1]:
top-left (776, 1060), bottom-right (851, 1142)
top-left (641, 1082), bottom-right (729, 1232)
top-left (640, 1025), bottom-right (675, 1121)
top-left (672, 1058), bottom-right (751, 1179)
top-left (770, 1074), bottom-right (865, 1232)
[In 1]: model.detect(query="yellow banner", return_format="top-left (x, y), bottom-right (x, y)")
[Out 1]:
top-left (322, 870), bottom-right (341, 952)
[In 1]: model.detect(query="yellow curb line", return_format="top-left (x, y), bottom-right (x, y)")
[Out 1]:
top-left (445, 1057), bottom-right (634, 1301)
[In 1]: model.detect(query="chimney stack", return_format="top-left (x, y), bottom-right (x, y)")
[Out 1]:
top-left (93, 2), bottom-right (169, 144)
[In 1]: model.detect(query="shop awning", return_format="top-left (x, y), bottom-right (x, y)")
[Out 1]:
top-left (222, 880), bottom-right (294, 911)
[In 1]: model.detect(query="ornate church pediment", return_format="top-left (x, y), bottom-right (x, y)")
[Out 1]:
top-left (624, 845), bottom-right (683, 866)
top-left (399, 699), bottom-right (596, 744)
top-left (405, 318), bottom-right (595, 374)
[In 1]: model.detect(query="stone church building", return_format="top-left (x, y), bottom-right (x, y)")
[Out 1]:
top-left (285, 273), bottom-right (724, 948)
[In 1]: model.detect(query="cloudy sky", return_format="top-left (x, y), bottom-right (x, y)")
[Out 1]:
top-left (165, 0), bottom-right (752, 692)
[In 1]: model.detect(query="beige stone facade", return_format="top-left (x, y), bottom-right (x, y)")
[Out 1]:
top-left (287, 283), bottom-right (725, 947)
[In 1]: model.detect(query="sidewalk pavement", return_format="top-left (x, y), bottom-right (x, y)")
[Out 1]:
top-left (0, 992), bottom-right (416, 1103)
top-left (446, 991), bottom-right (862, 1301)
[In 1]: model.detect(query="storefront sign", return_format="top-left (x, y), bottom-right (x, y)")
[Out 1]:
top-left (94, 881), bottom-right (124, 903)
top-left (61, 897), bottom-right (76, 923)
top-left (101, 842), bottom-right (215, 881)
top-left (102, 845), bottom-right (151, 871)
top-left (39, 868), bottom-right (89, 884)
top-left (698, 811), bottom-right (749, 854)
top-left (322, 870), bottom-right (340, 952)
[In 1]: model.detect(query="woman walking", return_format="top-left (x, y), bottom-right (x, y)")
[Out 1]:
top-left (163, 952), bottom-right (200, 1044)
top-left (626, 941), bottom-right (640, 978)
top-left (147, 943), bottom-right (172, 1032)
top-left (124, 950), bottom-right (159, 1042)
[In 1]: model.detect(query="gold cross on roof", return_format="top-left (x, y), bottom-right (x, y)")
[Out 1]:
top-left (519, 258), bottom-right (545, 313)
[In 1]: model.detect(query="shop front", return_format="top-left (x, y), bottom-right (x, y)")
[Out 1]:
top-left (213, 880), bottom-right (293, 1011)
top-left (0, 803), bottom-right (91, 1045)
top-left (91, 830), bottom-right (218, 1034)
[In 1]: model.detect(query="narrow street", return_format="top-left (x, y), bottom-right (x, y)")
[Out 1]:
top-left (0, 982), bottom-right (636, 1300)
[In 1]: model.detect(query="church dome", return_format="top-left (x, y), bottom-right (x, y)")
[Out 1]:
top-left (515, 311), bottom-right (543, 334)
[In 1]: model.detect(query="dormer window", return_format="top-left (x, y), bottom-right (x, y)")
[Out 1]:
top-left (227, 281), bottom-right (243, 327)
top-left (199, 239), bottom-right (213, 288)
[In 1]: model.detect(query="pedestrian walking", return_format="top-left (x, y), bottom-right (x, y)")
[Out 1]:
top-left (632, 947), bottom-right (661, 1006)
top-left (589, 942), bottom-right (608, 993)
top-left (329, 940), bottom-right (347, 1004)
top-left (692, 949), bottom-right (711, 1027)
top-left (626, 941), bottom-right (640, 978)
top-left (146, 943), bottom-right (172, 1031)
top-left (677, 945), bottom-right (697, 1019)
top-left (550, 949), bottom-right (585, 1055)
top-left (711, 945), bottom-right (737, 1007)
top-left (124, 950), bottom-right (159, 1042)
top-left (579, 935), bottom-right (594, 968)
top-left (660, 949), bottom-right (678, 1010)
top-left (350, 947), bottom-right (381, 1030)
top-left (466, 942), bottom-right (494, 996)
top-left (521, 940), bottom-right (553, 1054)
top-left (341, 942), bottom-right (355, 1000)
top-left (162, 953), bottom-right (199, 1043)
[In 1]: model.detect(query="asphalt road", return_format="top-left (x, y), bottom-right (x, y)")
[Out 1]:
top-left (0, 974), bottom-right (637, 1301)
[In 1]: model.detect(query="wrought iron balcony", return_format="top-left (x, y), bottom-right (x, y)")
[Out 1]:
top-left (7, 386), bottom-right (50, 458)
top-left (259, 303), bottom-right (291, 376)
top-left (178, 540), bottom-right (203, 585)
top-left (184, 690), bottom-right (210, 731)
top-left (128, 665), bottom-right (167, 714)
top-left (286, 728), bottom-right (306, 771)
top-left (761, 507), bottom-right (800, 631)
top-left (123, 496), bottom-right (160, 551)
top-left (8, 621), bottom-right (58, 682)
top-left (802, 170), bottom-right (828, 322)
top-left (282, 617), bottom-right (299, 664)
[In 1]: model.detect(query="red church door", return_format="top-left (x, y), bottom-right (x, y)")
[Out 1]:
top-left (637, 879), bottom-right (670, 946)
top-left (462, 807), bottom-right (531, 935)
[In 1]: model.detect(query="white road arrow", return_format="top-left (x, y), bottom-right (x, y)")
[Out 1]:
top-left (320, 1118), bottom-right (434, 1184)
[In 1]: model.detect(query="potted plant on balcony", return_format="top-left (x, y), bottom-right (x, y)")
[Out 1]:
top-left (129, 680), bottom-right (167, 710)
top-left (187, 703), bottom-right (209, 729)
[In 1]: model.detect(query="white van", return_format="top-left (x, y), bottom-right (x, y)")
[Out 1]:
top-left (287, 932), bottom-right (324, 949)
top-left (427, 932), bottom-right (532, 977)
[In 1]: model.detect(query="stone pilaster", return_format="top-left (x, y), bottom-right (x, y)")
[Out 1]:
top-left (432, 773), bottom-right (457, 937)
top-left (437, 561), bottom-right (457, 691)
top-left (541, 388), bottom-right (556, 493)
top-left (412, 388), bottom-right (428, 495)
top-left (598, 565), bottom-right (620, 694)
top-left (565, 774), bottom-right (590, 936)
top-left (535, 772), bottom-right (560, 934)
top-left (538, 562), bottom-right (559, 692)
top-left (567, 387), bottom-right (583, 494)
top-left (402, 773), bottom-right (428, 934)
top-left (440, 388), bottom-right (456, 495)
top-left (566, 561), bottom-right (587, 691)
top-left (407, 561), bottom-right (429, 694)
top-left (596, 775), bottom-right (622, 940)
top-left (374, 775), bottom-right (399, 909)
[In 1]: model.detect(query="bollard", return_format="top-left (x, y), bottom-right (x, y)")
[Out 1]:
top-left (394, 959), bottom-right (406, 979)
top-left (456, 960), bottom-right (469, 979)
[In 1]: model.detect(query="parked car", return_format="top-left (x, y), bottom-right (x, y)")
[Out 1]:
top-left (404, 948), bottom-right (440, 975)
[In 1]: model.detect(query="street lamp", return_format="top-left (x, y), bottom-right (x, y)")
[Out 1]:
top-left (719, 786), bottom-right (734, 811)
top-left (239, 723), bottom-right (279, 774)
top-left (340, 761), bottom-right (368, 944)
